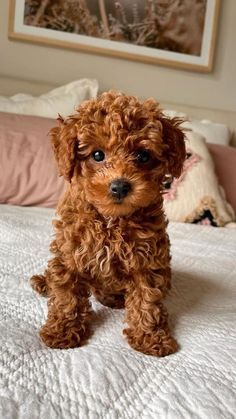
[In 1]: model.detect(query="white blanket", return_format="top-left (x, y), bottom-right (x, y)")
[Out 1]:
top-left (0, 204), bottom-right (236, 419)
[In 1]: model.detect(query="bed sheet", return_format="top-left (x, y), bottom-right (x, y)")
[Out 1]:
top-left (0, 204), bottom-right (236, 419)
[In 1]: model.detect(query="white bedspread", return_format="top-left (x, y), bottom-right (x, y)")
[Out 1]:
top-left (0, 204), bottom-right (236, 419)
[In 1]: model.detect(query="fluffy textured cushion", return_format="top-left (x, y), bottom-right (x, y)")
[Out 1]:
top-left (0, 79), bottom-right (98, 118)
top-left (164, 109), bottom-right (230, 145)
top-left (0, 112), bottom-right (65, 207)
top-left (207, 143), bottom-right (236, 214)
top-left (163, 132), bottom-right (235, 226)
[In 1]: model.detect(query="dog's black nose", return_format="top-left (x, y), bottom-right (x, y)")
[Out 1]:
top-left (110, 179), bottom-right (131, 201)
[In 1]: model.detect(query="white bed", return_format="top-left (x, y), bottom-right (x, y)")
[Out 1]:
top-left (1, 204), bottom-right (236, 419)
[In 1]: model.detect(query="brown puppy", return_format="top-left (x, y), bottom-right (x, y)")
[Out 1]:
top-left (31, 91), bottom-right (186, 356)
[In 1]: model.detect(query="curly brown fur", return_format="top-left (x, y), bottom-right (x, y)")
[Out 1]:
top-left (31, 91), bottom-right (186, 356)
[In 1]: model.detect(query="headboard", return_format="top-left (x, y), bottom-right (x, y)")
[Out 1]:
top-left (1, 75), bottom-right (235, 146)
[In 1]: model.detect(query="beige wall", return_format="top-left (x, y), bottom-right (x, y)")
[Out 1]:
top-left (1, 0), bottom-right (236, 112)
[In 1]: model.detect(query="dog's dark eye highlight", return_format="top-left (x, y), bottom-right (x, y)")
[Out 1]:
top-left (136, 150), bottom-right (151, 164)
top-left (92, 150), bottom-right (105, 162)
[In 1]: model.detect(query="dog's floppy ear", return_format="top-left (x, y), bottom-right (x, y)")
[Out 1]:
top-left (160, 115), bottom-right (186, 178)
top-left (50, 115), bottom-right (78, 182)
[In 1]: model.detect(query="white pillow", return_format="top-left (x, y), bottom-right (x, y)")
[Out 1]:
top-left (163, 131), bottom-right (235, 226)
top-left (0, 79), bottom-right (98, 118)
top-left (182, 119), bottom-right (230, 146)
top-left (164, 109), bottom-right (230, 145)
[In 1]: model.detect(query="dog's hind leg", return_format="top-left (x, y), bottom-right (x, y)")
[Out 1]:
top-left (31, 273), bottom-right (49, 297)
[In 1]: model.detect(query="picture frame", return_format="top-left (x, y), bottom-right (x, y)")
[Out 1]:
top-left (8, 0), bottom-right (221, 73)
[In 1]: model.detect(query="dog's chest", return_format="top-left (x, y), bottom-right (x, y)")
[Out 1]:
top-left (74, 220), bottom-right (162, 277)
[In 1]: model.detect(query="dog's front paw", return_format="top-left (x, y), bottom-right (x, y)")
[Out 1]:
top-left (40, 323), bottom-right (89, 349)
top-left (123, 328), bottom-right (178, 357)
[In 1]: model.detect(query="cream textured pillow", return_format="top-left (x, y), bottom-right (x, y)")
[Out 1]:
top-left (163, 132), bottom-right (235, 226)
top-left (0, 79), bottom-right (98, 118)
top-left (164, 109), bottom-right (230, 145)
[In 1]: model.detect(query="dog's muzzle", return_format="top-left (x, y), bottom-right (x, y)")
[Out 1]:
top-left (110, 178), bottom-right (131, 202)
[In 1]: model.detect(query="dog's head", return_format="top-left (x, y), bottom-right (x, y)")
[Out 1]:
top-left (51, 91), bottom-right (186, 217)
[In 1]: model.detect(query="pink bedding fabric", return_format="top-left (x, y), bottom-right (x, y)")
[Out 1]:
top-left (0, 112), bottom-right (65, 208)
top-left (207, 143), bottom-right (236, 213)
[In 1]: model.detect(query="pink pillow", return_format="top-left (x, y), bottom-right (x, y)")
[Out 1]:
top-left (207, 143), bottom-right (236, 213)
top-left (0, 112), bottom-right (65, 207)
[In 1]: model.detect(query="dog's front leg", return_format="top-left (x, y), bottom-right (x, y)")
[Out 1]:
top-left (123, 273), bottom-right (178, 356)
top-left (38, 257), bottom-right (92, 349)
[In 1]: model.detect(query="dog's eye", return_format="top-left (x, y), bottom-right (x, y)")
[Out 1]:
top-left (92, 150), bottom-right (105, 162)
top-left (136, 150), bottom-right (151, 164)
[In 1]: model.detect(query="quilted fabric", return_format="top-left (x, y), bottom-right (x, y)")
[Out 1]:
top-left (0, 204), bottom-right (236, 419)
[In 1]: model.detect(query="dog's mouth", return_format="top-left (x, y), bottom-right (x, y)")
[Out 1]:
top-left (96, 197), bottom-right (135, 217)
top-left (94, 191), bottom-right (157, 217)
top-left (113, 199), bottom-right (123, 205)
top-left (105, 206), bottom-right (134, 217)
top-left (112, 196), bottom-right (128, 205)
top-left (98, 193), bottom-right (155, 217)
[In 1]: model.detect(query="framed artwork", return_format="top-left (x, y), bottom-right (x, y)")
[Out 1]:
top-left (9, 0), bottom-right (221, 72)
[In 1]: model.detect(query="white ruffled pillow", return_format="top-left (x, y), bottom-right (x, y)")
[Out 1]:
top-left (164, 109), bottom-right (230, 145)
top-left (0, 79), bottom-right (98, 118)
top-left (163, 132), bottom-right (235, 226)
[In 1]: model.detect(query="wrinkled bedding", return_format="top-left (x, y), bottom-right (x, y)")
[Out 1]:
top-left (0, 204), bottom-right (236, 419)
